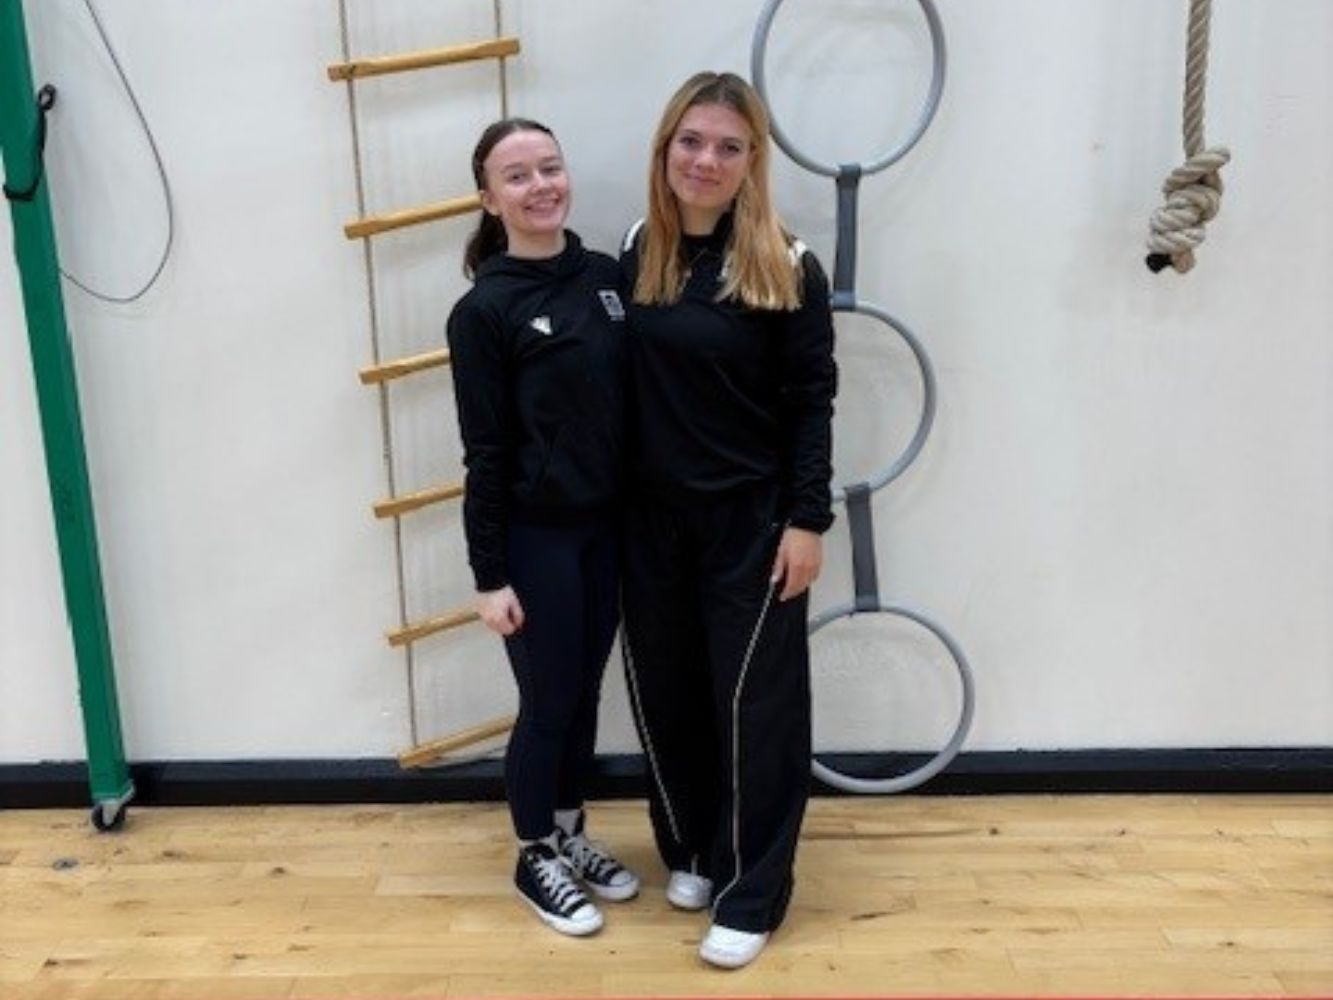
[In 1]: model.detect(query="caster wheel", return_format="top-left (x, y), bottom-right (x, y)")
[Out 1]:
top-left (90, 802), bottom-right (127, 832)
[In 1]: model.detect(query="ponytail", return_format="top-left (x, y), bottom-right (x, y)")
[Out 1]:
top-left (463, 212), bottom-right (506, 279)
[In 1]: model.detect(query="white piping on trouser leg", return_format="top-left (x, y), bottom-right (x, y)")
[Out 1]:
top-left (621, 622), bottom-right (687, 852)
top-left (710, 579), bottom-right (779, 919)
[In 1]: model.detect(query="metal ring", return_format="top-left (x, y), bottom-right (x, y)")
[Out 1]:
top-left (831, 300), bottom-right (936, 503)
top-left (809, 602), bottom-right (974, 794)
top-left (751, 0), bottom-right (947, 177)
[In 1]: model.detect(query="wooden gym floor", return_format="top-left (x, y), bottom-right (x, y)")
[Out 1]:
top-left (1, 794), bottom-right (1330, 998)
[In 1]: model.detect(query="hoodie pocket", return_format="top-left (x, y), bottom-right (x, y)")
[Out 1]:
top-left (528, 422), bottom-right (568, 502)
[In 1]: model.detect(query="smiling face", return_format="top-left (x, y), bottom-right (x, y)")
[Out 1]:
top-left (479, 129), bottom-right (570, 256)
top-left (665, 102), bottom-right (754, 235)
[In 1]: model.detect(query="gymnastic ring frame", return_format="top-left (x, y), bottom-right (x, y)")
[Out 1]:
top-left (753, 0), bottom-right (974, 795)
top-left (828, 301), bottom-right (935, 500)
top-left (752, 0), bottom-right (946, 178)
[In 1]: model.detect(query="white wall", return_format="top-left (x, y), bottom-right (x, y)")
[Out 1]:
top-left (2, 0), bottom-right (1329, 764)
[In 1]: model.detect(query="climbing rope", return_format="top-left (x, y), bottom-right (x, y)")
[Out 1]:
top-left (1146, 0), bottom-right (1230, 274)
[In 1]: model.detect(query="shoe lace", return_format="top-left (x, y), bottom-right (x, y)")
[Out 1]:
top-left (532, 851), bottom-right (586, 909)
top-left (562, 833), bottom-right (620, 881)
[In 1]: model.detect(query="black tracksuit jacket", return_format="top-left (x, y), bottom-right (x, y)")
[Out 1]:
top-left (620, 215), bottom-right (836, 530)
top-left (446, 232), bottom-right (627, 591)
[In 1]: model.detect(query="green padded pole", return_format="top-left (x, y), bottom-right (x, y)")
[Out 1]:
top-left (1, 0), bottom-right (133, 820)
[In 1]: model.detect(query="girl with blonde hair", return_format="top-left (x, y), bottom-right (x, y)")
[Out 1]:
top-left (619, 72), bottom-right (837, 969)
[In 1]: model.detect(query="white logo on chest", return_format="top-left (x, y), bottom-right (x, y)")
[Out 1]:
top-left (529, 315), bottom-right (553, 336)
top-left (598, 289), bottom-right (626, 321)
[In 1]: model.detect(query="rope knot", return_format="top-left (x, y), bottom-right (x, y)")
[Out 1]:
top-left (1147, 146), bottom-right (1230, 273)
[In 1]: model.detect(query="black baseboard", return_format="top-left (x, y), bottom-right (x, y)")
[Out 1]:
top-left (3, 748), bottom-right (1330, 810)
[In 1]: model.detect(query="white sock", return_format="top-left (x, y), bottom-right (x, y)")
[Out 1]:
top-left (554, 808), bottom-right (582, 837)
top-left (521, 830), bottom-right (561, 851)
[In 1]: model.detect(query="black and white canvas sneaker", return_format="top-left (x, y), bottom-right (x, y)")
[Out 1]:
top-left (514, 840), bottom-right (603, 936)
top-left (558, 823), bottom-right (640, 902)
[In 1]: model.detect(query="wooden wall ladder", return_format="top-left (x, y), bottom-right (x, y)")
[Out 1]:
top-left (330, 3), bottom-right (518, 769)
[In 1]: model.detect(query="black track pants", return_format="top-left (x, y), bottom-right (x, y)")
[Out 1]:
top-left (622, 486), bottom-right (812, 933)
top-left (503, 519), bottom-right (619, 841)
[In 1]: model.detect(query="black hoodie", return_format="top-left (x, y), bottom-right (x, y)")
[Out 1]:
top-left (446, 232), bottom-right (627, 591)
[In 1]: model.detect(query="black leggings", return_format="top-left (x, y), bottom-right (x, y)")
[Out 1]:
top-left (502, 519), bottom-right (619, 841)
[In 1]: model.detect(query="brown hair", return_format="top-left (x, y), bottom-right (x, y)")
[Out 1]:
top-left (633, 72), bottom-right (800, 310)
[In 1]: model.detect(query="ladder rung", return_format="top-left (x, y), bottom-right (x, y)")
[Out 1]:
top-left (374, 481), bottom-right (464, 519)
top-left (328, 37), bottom-right (521, 82)
top-left (398, 714), bottom-right (516, 769)
top-left (387, 606), bottom-right (479, 647)
top-left (359, 348), bottom-right (451, 385)
top-left (345, 193), bottom-right (482, 240)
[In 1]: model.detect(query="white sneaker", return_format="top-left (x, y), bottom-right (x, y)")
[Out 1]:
top-left (666, 870), bottom-right (712, 910)
top-left (699, 923), bottom-right (769, 969)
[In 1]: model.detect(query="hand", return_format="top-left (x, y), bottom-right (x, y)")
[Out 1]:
top-left (770, 527), bottom-right (822, 602)
top-left (476, 586), bottom-right (525, 636)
